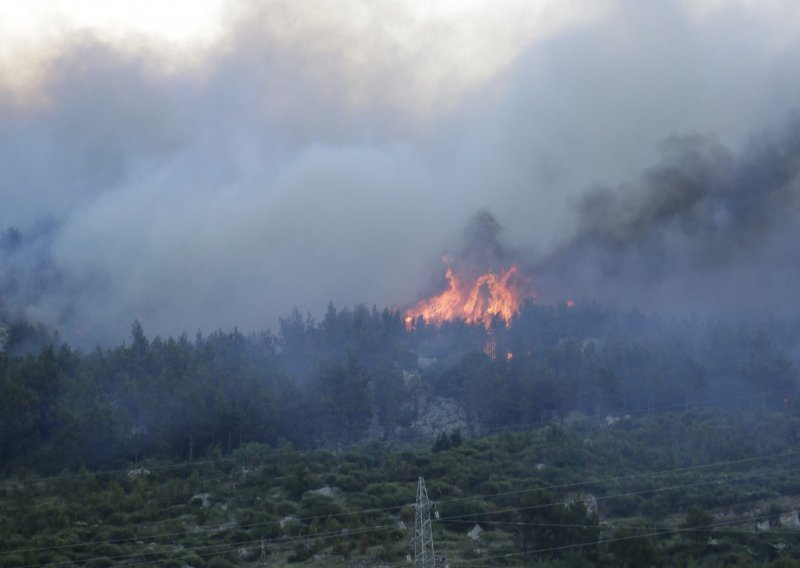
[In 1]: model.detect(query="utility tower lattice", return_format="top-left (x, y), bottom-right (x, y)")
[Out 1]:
top-left (414, 476), bottom-right (435, 567)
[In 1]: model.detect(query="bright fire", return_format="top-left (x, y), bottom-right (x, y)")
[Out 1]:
top-left (405, 262), bottom-right (536, 330)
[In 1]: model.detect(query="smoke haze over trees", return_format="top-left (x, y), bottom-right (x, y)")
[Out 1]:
top-left (2, 1), bottom-right (800, 346)
top-left (2, 301), bottom-right (799, 472)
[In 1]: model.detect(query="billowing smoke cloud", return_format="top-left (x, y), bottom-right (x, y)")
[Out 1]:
top-left (537, 118), bottom-right (800, 314)
top-left (2, 0), bottom-right (800, 346)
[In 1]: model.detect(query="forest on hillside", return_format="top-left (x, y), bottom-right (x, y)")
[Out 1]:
top-left (1, 301), bottom-right (798, 473)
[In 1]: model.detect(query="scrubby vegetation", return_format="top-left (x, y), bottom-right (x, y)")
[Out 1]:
top-left (4, 411), bottom-right (800, 566)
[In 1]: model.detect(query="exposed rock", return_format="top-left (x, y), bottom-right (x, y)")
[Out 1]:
top-left (127, 467), bottom-right (151, 478)
top-left (240, 465), bottom-right (261, 478)
top-left (312, 486), bottom-right (340, 498)
top-left (189, 493), bottom-right (212, 508)
top-left (564, 493), bottom-right (598, 515)
top-left (780, 510), bottom-right (800, 528)
top-left (467, 524), bottom-right (483, 541)
top-left (603, 414), bottom-right (631, 426)
top-left (237, 546), bottom-right (251, 559)
top-left (413, 396), bottom-right (468, 438)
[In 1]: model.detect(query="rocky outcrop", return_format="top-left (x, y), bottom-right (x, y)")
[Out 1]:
top-left (412, 396), bottom-right (468, 438)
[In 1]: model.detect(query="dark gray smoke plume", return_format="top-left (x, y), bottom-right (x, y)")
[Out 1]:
top-left (452, 211), bottom-right (524, 275)
top-left (411, 210), bottom-right (532, 303)
top-left (537, 118), bottom-right (800, 314)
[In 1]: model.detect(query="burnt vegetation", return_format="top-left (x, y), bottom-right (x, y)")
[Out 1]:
top-left (3, 303), bottom-right (800, 565)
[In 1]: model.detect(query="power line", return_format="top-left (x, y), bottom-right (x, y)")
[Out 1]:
top-left (451, 511), bottom-right (794, 567)
top-left (12, 464), bottom-right (800, 568)
top-left (442, 517), bottom-right (799, 534)
top-left (17, 522), bottom-right (399, 568)
top-left (4, 449), bottom-right (800, 558)
top-left (430, 463), bottom-right (800, 525)
top-left (146, 507), bottom-right (795, 568)
top-left (426, 449), bottom-right (800, 507)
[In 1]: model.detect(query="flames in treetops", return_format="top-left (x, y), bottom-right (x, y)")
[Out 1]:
top-left (405, 259), bottom-right (536, 330)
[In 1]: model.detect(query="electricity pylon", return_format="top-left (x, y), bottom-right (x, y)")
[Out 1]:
top-left (414, 476), bottom-right (435, 567)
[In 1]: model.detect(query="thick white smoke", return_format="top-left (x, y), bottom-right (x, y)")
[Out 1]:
top-left (1, 0), bottom-right (799, 346)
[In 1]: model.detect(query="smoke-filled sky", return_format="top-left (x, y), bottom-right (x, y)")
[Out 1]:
top-left (2, 0), bottom-right (800, 346)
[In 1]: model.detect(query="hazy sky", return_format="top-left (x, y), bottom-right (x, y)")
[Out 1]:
top-left (2, 0), bottom-right (800, 345)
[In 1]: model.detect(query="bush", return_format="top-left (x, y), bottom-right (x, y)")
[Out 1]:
top-left (288, 541), bottom-right (315, 562)
top-left (680, 506), bottom-right (714, 544)
top-left (603, 494), bottom-right (641, 517)
top-left (300, 492), bottom-right (342, 519)
top-left (275, 500), bottom-right (298, 516)
top-left (364, 482), bottom-right (414, 508)
top-left (0, 555), bottom-right (25, 568)
top-left (91, 543), bottom-right (122, 558)
top-left (204, 556), bottom-right (236, 568)
top-left (177, 553), bottom-right (205, 567)
top-left (438, 499), bottom-right (488, 529)
top-left (84, 558), bottom-right (114, 568)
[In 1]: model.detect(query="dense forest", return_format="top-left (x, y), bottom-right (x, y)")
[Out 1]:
top-left (2, 301), bottom-right (800, 566)
top-left (2, 301), bottom-right (798, 471)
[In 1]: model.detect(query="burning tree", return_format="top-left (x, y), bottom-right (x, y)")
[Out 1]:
top-left (405, 260), bottom-right (536, 330)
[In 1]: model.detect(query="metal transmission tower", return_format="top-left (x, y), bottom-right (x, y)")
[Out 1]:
top-left (414, 476), bottom-right (435, 567)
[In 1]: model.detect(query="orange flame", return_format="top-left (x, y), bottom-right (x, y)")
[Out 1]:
top-left (406, 262), bottom-right (535, 330)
